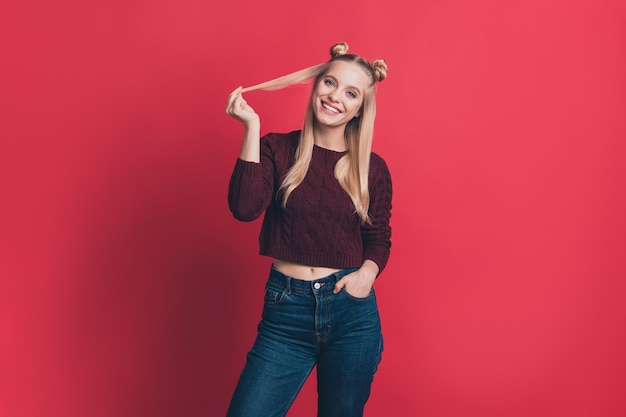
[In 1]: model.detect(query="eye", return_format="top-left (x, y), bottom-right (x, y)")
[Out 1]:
top-left (347, 91), bottom-right (357, 98)
top-left (324, 79), bottom-right (335, 87)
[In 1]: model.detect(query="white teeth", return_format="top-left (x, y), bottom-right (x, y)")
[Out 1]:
top-left (322, 102), bottom-right (340, 113)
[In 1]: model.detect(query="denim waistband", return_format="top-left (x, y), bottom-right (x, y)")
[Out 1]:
top-left (268, 266), bottom-right (358, 294)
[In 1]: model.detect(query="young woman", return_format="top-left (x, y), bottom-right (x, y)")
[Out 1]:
top-left (225, 42), bottom-right (392, 417)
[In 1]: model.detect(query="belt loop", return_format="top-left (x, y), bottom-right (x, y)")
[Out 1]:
top-left (334, 269), bottom-right (345, 282)
top-left (285, 276), bottom-right (292, 295)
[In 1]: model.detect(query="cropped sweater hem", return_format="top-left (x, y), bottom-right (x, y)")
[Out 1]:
top-left (228, 130), bottom-right (392, 274)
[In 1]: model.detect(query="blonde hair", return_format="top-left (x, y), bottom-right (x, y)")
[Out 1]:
top-left (242, 42), bottom-right (388, 223)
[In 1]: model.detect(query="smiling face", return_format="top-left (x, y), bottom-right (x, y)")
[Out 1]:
top-left (312, 60), bottom-right (373, 131)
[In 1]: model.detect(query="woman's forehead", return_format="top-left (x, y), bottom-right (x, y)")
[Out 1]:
top-left (325, 60), bottom-right (372, 87)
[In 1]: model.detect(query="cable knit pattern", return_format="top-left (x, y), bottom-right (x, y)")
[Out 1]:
top-left (228, 130), bottom-right (392, 273)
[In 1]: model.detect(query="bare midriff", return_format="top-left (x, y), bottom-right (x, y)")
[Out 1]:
top-left (273, 259), bottom-right (341, 281)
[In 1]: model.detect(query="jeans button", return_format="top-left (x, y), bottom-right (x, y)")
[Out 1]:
top-left (314, 282), bottom-right (321, 290)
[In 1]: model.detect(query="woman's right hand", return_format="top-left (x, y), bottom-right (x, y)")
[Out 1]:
top-left (225, 86), bottom-right (260, 127)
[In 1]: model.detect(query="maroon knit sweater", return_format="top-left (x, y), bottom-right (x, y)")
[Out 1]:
top-left (228, 130), bottom-right (392, 273)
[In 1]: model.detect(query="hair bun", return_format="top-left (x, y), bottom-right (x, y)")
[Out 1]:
top-left (372, 58), bottom-right (388, 82)
top-left (330, 42), bottom-right (349, 58)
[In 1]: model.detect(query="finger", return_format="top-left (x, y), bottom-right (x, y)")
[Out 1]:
top-left (226, 87), bottom-right (243, 107)
top-left (333, 278), bottom-right (346, 294)
top-left (226, 96), bottom-right (240, 113)
top-left (227, 96), bottom-right (247, 115)
top-left (228, 86), bottom-right (243, 97)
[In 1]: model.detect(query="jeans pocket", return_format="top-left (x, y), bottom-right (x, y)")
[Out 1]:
top-left (342, 287), bottom-right (375, 302)
top-left (264, 287), bottom-right (285, 305)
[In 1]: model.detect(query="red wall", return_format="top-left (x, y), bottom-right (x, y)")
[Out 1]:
top-left (2, 1), bottom-right (625, 416)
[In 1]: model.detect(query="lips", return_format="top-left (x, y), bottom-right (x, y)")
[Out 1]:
top-left (321, 100), bottom-right (341, 114)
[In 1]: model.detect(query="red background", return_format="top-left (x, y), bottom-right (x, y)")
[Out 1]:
top-left (2, 1), bottom-right (625, 416)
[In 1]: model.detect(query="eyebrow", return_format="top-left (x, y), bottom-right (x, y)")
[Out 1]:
top-left (324, 74), bottom-right (362, 95)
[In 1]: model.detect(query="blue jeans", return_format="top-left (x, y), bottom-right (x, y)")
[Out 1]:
top-left (226, 267), bottom-right (383, 417)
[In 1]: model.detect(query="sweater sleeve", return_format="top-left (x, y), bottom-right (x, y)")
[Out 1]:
top-left (361, 154), bottom-right (393, 274)
top-left (227, 134), bottom-right (277, 221)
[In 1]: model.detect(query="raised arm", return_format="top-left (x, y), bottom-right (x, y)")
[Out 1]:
top-left (225, 86), bottom-right (261, 162)
top-left (225, 87), bottom-right (277, 221)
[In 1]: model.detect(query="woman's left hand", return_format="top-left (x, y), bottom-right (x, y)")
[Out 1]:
top-left (333, 260), bottom-right (379, 298)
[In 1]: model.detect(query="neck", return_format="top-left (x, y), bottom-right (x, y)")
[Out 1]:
top-left (313, 124), bottom-right (347, 152)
